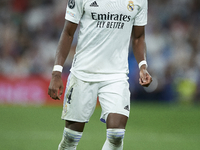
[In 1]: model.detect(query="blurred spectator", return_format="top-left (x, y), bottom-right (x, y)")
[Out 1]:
top-left (0, 0), bottom-right (199, 102)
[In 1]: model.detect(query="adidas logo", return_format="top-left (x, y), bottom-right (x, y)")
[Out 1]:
top-left (90, 1), bottom-right (99, 7)
top-left (124, 105), bottom-right (130, 111)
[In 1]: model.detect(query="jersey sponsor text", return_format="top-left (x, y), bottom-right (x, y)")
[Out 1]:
top-left (91, 12), bottom-right (130, 29)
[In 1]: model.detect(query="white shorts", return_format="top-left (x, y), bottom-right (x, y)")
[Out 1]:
top-left (61, 73), bottom-right (130, 123)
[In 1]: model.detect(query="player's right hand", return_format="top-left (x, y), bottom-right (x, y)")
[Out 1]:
top-left (48, 72), bottom-right (64, 100)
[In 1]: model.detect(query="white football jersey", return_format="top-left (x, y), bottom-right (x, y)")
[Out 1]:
top-left (65, 0), bottom-right (148, 81)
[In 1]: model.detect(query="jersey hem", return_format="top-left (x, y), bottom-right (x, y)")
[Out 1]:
top-left (70, 70), bottom-right (129, 82)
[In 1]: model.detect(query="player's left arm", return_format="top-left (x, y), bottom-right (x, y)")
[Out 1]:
top-left (132, 25), bottom-right (152, 87)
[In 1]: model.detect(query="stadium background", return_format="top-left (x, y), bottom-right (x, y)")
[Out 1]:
top-left (0, 0), bottom-right (200, 150)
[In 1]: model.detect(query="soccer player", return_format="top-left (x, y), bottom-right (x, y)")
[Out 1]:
top-left (48, 0), bottom-right (152, 149)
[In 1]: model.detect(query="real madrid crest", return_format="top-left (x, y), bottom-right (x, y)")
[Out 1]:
top-left (68, 0), bottom-right (75, 9)
top-left (64, 104), bottom-right (67, 113)
top-left (127, 1), bottom-right (134, 12)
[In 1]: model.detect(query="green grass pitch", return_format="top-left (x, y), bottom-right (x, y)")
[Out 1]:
top-left (0, 103), bottom-right (200, 150)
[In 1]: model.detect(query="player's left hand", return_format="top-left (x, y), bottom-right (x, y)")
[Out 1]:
top-left (139, 66), bottom-right (152, 87)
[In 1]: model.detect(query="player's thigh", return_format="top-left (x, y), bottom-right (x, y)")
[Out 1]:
top-left (98, 79), bottom-right (130, 125)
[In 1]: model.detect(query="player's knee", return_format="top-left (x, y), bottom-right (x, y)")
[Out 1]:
top-left (58, 127), bottom-right (83, 150)
top-left (107, 129), bottom-right (125, 147)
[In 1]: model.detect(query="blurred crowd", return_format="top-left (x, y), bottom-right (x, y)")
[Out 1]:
top-left (0, 0), bottom-right (200, 102)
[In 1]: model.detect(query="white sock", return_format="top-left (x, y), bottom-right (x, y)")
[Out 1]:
top-left (58, 127), bottom-right (83, 150)
top-left (102, 129), bottom-right (125, 150)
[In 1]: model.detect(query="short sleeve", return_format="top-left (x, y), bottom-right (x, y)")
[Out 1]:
top-left (65, 0), bottom-right (84, 24)
top-left (134, 0), bottom-right (148, 26)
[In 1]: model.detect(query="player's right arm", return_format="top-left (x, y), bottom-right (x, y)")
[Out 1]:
top-left (48, 20), bottom-right (78, 100)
